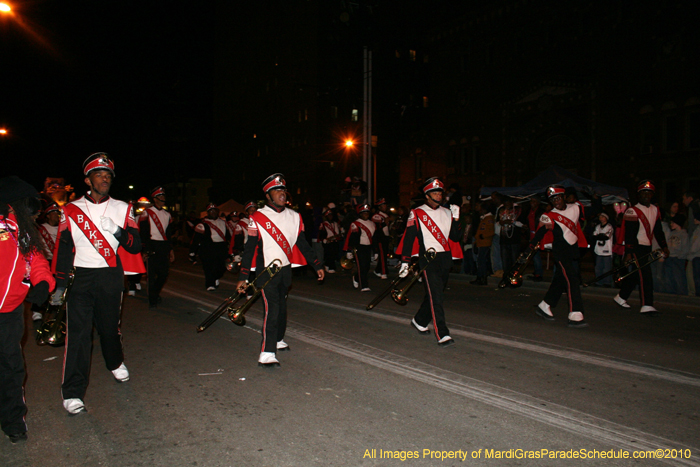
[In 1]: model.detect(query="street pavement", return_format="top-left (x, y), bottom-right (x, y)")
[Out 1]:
top-left (2, 251), bottom-right (699, 467)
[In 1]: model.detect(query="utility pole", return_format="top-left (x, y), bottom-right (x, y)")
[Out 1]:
top-left (363, 46), bottom-right (373, 204)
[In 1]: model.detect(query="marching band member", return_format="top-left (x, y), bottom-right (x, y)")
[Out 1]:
top-left (53, 153), bottom-right (143, 414)
top-left (530, 185), bottom-right (589, 328)
top-left (139, 186), bottom-right (175, 307)
top-left (614, 180), bottom-right (669, 315)
top-left (318, 206), bottom-right (341, 273)
top-left (343, 204), bottom-right (376, 292)
top-left (397, 177), bottom-right (462, 346)
top-left (32, 203), bottom-right (61, 325)
top-left (371, 198), bottom-right (391, 279)
top-left (0, 176), bottom-right (55, 443)
top-left (236, 173), bottom-right (324, 367)
top-left (190, 203), bottom-right (231, 291)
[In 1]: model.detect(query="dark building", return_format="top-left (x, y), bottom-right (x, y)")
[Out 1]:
top-left (398, 0), bottom-right (700, 208)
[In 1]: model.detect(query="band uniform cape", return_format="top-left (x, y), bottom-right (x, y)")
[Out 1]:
top-left (53, 197), bottom-right (145, 276)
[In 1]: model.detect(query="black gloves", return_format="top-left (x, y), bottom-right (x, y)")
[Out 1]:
top-left (26, 281), bottom-right (50, 305)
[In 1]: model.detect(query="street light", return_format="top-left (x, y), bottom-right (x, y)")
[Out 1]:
top-left (345, 139), bottom-right (354, 148)
top-left (0, 3), bottom-right (11, 13)
top-left (0, 128), bottom-right (7, 135)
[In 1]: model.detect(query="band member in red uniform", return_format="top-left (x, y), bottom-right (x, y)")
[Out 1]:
top-left (371, 198), bottom-right (390, 279)
top-left (190, 203), bottom-right (230, 291)
top-left (139, 187), bottom-right (175, 307)
top-left (343, 204), bottom-right (376, 292)
top-left (236, 173), bottom-right (324, 367)
top-left (530, 185), bottom-right (589, 328)
top-left (53, 153), bottom-right (143, 414)
top-left (397, 177), bottom-right (462, 346)
top-left (0, 176), bottom-right (55, 443)
top-left (318, 206), bottom-right (341, 273)
top-left (614, 180), bottom-right (669, 315)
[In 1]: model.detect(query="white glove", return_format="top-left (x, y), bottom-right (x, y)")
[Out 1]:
top-left (49, 288), bottom-right (65, 306)
top-left (233, 255), bottom-right (242, 263)
top-left (346, 251), bottom-right (353, 259)
top-left (100, 217), bottom-right (119, 235)
top-left (399, 262), bottom-right (410, 278)
top-left (450, 205), bottom-right (460, 220)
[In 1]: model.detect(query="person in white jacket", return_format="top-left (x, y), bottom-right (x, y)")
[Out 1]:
top-left (592, 213), bottom-right (614, 287)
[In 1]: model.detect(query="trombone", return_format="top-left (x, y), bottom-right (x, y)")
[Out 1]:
top-left (583, 249), bottom-right (664, 287)
top-left (366, 248), bottom-right (436, 310)
top-left (499, 242), bottom-right (540, 289)
top-left (196, 259), bottom-right (282, 332)
top-left (37, 268), bottom-right (75, 347)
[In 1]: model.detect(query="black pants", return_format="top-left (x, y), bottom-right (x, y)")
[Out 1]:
top-left (619, 245), bottom-right (654, 307)
top-left (355, 244), bottom-right (372, 289)
top-left (148, 241), bottom-right (171, 305)
top-left (323, 241), bottom-right (339, 271)
top-left (200, 242), bottom-right (228, 288)
top-left (63, 267), bottom-right (125, 401)
top-left (259, 265), bottom-right (292, 354)
top-left (374, 238), bottom-right (390, 276)
top-left (0, 305), bottom-right (27, 436)
top-left (543, 257), bottom-right (584, 313)
top-left (414, 251), bottom-right (453, 340)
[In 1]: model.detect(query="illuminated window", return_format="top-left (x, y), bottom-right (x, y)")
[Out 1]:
top-left (423, 96), bottom-right (429, 108)
top-left (352, 109), bottom-right (358, 121)
top-left (409, 50), bottom-right (416, 61)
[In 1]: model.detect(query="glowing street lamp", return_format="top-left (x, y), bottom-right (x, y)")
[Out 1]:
top-left (0, 3), bottom-right (11, 13)
top-left (0, 128), bottom-right (7, 135)
top-left (345, 139), bottom-right (354, 148)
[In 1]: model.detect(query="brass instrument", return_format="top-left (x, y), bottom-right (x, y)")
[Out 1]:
top-left (389, 248), bottom-right (436, 306)
top-left (366, 261), bottom-right (418, 310)
top-left (339, 247), bottom-right (357, 271)
top-left (583, 249), bottom-right (664, 287)
top-left (37, 268), bottom-right (75, 347)
top-left (196, 259), bottom-right (282, 332)
top-left (225, 254), bottom-right (241, 273)
top-left (499, 242), bottom-right (540, 289)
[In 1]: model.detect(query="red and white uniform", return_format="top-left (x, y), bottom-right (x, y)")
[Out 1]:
top-left (538, 203), bottom-right (586, 247)
top-left (371, 211), bottom-right (390, 237)
top-left (195, 218), bottom-right (229, 243)
top-left (139, 206), bottom-right (171, 242)
top-left (346, 218), bottom-right (375, 246)
top-left (320, 220), bottom-right (341, 242)
top-left (38, 222), bottom-right (59, 261)
top-left (623, 204), bottom-right (660, 247)
top-left (247, 206), bottom-right (306, 268)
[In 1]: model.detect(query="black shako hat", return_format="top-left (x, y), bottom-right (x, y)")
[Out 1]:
top-left (262, 173), bottom-right (286, 193)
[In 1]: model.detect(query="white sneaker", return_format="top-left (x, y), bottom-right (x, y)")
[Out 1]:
top-left (63, 398), bottom-right (86, 415)
top-left (32, 311), bottom-right (43, 321)
top-left (327, 269), bottom-right (336, 274)
top-left (535, 301), bottom-right (555, 321)
top-left (258, 352), bottom-right (280, 367)
top-left (374, 271), bottom-right (382, 278)
top-left (411, 318), bottom-right (429, 333)
top-left (380, 274), bottom-right (388, 280)
top-left (437, 335), bottom-right (455, 347)
top-left (640, 305), bottom-right (658, 314)
top-left (614, 294), bottom-right (631, 308)
top-left (207, 286), bottom-right (216, 291)
top-left (127, 290), bottom-right (136, 296)
top-left (215, 279), bottom-right (220, 287)
top-left (112, 363), bottom-right (130, 382)
top-left (277, 340), bottom-right (290, 351)
top-left (352, 277), bottom-right (359, 289)
top-left (135, 283), bottom-right (142, 291)
top-left (361, 287), bottom-right (371, 292)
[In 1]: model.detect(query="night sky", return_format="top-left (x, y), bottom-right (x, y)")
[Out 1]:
top-left (1, 1), bottom-right (215, 200)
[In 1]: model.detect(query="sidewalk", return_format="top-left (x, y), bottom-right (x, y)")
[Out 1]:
top-left (449, 271), bottom-right (700, 311)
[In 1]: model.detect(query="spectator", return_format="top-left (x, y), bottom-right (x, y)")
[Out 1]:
top-left (664, 201), bottom-right (686, 228)
top-left (683, 192), bottom-right (700, 237)
top-left (526, 197), bottom-right (546, 282)
top-left (497, 198), bottom-right (524, 278)
top-left (471, 203), bottom-right (494, 285)
top-left (592, 213), bottom-right (614, 287)
top-left (490, 192), bottom-right (504, 278)
top-left (660, 220), bottom-right (688, 295)
top-left (460, 209), bottom-right (476, 275)
top-left (444, 183), bottom-right (464, 207)
top-left (687, 211), bottom-right (700, 296)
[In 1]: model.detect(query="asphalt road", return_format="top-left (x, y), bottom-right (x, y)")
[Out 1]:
top-left (2, 253), bottom-right (699, 467)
